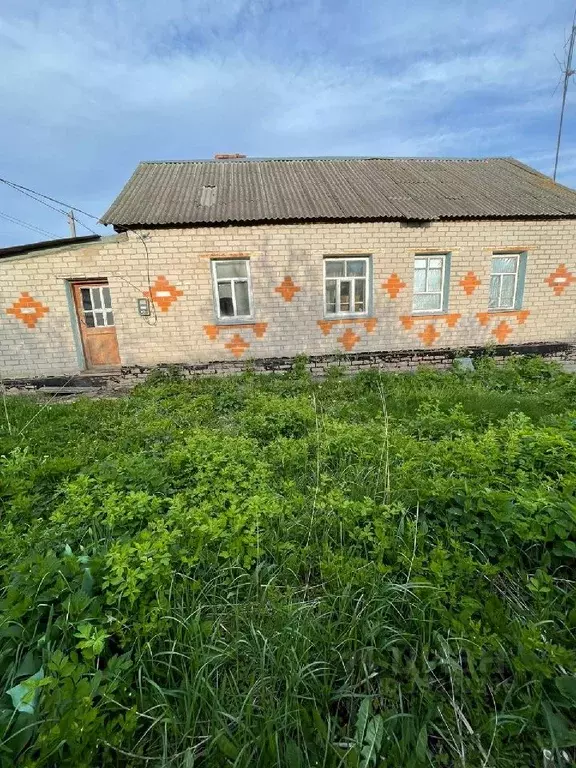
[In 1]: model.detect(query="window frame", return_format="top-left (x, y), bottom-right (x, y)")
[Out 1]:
top-left (80, 284), bottom-right (115, 328)
top-left (323, 255), bottom-right (371, 318)
top-left (412, 253), bottom-right (450, 314)
top-left (211, 259), bottom-right (254, 321)
top-left (489, 252), bottom-right (526, 311)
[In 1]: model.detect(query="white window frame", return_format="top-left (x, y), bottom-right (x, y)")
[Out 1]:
top-left (412, 254), bottom-right (447, 314)
top-left (489, 254), bottom-right (520, 310)
top-left (323, 256), bottom-right (370, 317)
top-left (80, 284), bottom-right (115, 327)
top-left (211, 259), bottom-right (253, 320)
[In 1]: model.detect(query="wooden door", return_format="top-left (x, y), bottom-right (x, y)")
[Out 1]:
top-left (72, 281), bottom-right (121, 368)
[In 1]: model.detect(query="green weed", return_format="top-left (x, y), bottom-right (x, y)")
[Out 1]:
top-left (1, 358), bottom-right (576, 766)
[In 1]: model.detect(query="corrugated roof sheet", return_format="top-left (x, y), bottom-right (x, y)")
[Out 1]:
top-left (100, 156), bottom-right (576, 227)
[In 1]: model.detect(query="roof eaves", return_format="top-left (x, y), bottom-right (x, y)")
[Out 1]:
top-left (111, 213), bottom-right (439, 229)
top-left (113, 210), bottom-right (576, 229)
top-left (0, 233), bottom-right (128, 261)
top-left (0, 235), bottom-right (101, 259)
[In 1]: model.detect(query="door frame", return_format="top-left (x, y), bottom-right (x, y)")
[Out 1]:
top-left (70, 278), bottom-right (121, 370)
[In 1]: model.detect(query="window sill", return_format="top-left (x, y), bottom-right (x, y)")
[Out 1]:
top-left (323, 314), bottom-right (370, 321)
top-left (410, 310), bottom-right (448, 317)
top-left (215, 318), bottom-right (256, 325)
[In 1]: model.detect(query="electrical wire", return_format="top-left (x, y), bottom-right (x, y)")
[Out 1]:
top-left (0, 210), bottom-right (59, 239)
top-left (68, 215), bottom-right (99, 236)
top-left (16, 374), bottom-right (80, 437)
top-left (0, 180), bottom-right (68, 215)
top-left (0, 181), bottom-right (159, 436)
top-left (130, 230), bottom-right (158, 325)
top-left (0, 177), bottom-right (99, 219)
top-left (0, 177), bottom-right (100, 235)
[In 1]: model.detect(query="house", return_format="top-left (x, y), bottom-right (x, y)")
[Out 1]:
top-left (2, 155), bottom-right (576, 381)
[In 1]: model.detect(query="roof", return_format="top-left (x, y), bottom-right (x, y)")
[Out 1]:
top-left (0, 235), bottom-right (100, 259)
top-left (100, 156), bottom-right (576, 228)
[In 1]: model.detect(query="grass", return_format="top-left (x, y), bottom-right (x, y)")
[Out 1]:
top-left (1, 355), bottom-right (576, 767)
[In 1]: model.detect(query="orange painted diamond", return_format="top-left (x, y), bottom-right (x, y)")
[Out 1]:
top-left (144, 275), bottom-right (183, 312)
top-left (6, 292), bottom-right (49, 328)
top-left (516, 310), bottom-right (530, 324)
top-left (545, 264), bottom-right (575, 296)
top-left (338, 328), bottom-right (361, 351)
top-left (274, 276), bottom-right (301, 302)
top-left (382, 273), bottom-right (407, 299)
top-left (492, 321), bottom-right (512, 343)
top-left (419, 324), bottom-right (440, 346)
top-left (399, 315), bottom-right (414, 330)
top-left (459, 271), bottom-right (481, 296)
top-left (225, 334), bottom-right (250, 358)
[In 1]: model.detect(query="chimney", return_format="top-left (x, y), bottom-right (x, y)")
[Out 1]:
top-left (214, 153), bottom-right (247, 160)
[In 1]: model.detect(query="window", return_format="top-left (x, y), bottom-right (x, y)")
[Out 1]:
top-left (212, 260), bottom-right (252, 319)
top-left (80, 285), bottom-right (114, 327)
top-left (324, 257), bottom-right (369, 315)
top-left (413, 254), bottom-right (449, 312)
top-left (489, 253), bottom-right (526, 310)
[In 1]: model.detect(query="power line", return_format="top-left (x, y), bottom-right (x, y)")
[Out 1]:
top-left (0, 180), bottom-right (68, 215)
top-left (0, 176), bottom-right (156, 324)
top-left (0, 176), bottom-right (100, 235)
top-left (553, 7), bottom-right (576, 180)
top-left (70, 215), bottom-right (99, 236)
top-left (0, 177), bottom-right (99, 219)
top-left (0, 210), bottom-right (57, 237)
top-left (0, 210), bottom-right (59, 239)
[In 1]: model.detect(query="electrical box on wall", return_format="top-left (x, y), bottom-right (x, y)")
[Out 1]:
top-left (137, 298), bottom-right (151, 317)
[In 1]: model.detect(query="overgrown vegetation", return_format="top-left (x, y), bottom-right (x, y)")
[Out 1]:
top-left (1, 356), bottom-right (576, 767)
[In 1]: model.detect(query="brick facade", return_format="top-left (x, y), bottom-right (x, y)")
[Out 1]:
top-left (1, 219), bottom-right (575, 378)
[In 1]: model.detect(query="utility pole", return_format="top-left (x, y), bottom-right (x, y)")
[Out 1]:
top-left (67, 209), bottom-right (76, 238)
top-left (553, 9), bottom-right (576, 181)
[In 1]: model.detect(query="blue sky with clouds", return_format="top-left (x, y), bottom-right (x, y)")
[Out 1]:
top-left (1, 0), bottom-right (576, 245)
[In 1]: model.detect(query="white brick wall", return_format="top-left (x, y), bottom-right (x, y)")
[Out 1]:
top-left (0, 219), bottom-right (575, 377)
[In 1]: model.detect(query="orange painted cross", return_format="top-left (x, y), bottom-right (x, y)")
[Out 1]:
top-left (225, 334), bottom-right (250, 358)
top-left (418, 324), bottom-right (440, 346)
top-left (491, 321), bottom-right (512, 343)
top-left (274, 276), bottom-right (301, 302)
top-left (459, 271), bottom-right (481, 296)
top-left (337, 327), bottom-right (361, 351)
top-left (382, 273), bottom-right (407, 299)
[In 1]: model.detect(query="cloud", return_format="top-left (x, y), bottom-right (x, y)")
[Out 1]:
top-left (0, 0), bottom-right (575, 244)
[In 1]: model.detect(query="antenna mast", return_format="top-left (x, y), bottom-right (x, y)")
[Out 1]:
top-left (553, 9), bottom-right (576, 181)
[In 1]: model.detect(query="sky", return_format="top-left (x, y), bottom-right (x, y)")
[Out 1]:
top-left (1, 0), bottom-right (576, 245)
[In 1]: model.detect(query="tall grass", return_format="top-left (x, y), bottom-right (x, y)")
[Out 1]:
top-left (1, 356), bottom-right (576, 766)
